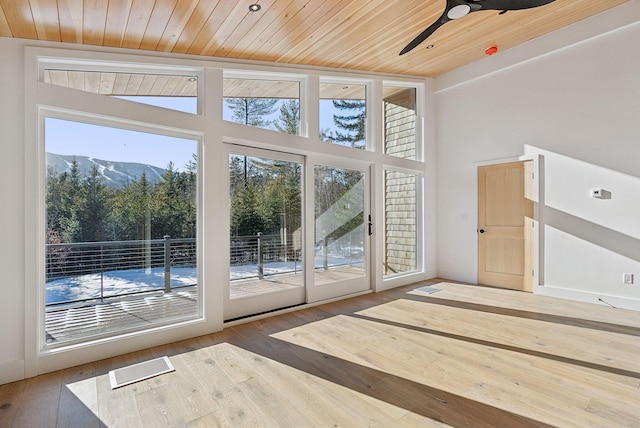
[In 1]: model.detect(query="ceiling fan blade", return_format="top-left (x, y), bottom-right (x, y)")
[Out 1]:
top-left (399, 0), bottom-right (555, 56)
top-left (399, 12), bottom-right (449, 56)
top-left (479, 0), bottom-right (556, 11)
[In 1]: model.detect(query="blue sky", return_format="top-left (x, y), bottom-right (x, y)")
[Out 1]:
top-left (46, 117), bottom-right (198, 171)
top-left (45, 97), bottom-right (354, 171)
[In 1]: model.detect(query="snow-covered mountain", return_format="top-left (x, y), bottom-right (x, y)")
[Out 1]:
top-left (46, 152), bottom-right (167, 189)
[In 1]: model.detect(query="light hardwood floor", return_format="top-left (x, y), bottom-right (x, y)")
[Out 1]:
top-left (2, 279), bottom-right (640, 427)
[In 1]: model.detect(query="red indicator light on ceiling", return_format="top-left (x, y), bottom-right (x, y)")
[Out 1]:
top-left (485, 46), bottom-right (498, 56)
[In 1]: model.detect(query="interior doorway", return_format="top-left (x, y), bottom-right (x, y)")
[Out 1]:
top-left (478, 160), bottom-right (534, 292)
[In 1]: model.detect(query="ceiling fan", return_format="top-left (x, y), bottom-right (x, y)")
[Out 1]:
top-left (399, 0), bottom-right (556, 55)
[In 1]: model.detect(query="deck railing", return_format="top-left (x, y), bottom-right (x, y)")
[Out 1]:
top-left (46, 232), bottom-right (362, 305)
top-left (46, 237), bottom-right (196, 305)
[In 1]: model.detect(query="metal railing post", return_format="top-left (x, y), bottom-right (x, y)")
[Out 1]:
top-left (257, 232), bottom-right (264, 279)
top-left (323, 231), bottom-right (328, 270)
top-left (164, 235), bottom-right (171, 293)
top-left (100, 244), bottom-right (104, 302)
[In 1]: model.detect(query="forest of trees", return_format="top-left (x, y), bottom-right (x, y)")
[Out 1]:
top-left (46, 96), bottom-right (365, 245)
top-left (46, 159), bottom-right (196, 244)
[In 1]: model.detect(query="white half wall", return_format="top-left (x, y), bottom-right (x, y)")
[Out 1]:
top-left (435, 1), bottom-right (640, 310)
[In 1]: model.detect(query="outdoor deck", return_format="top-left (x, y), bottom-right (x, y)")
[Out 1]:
top-left (230, 265), bottom-right (365, 298)
top-left (45, 266), bottom-right (365, 344)
top-left (45, 287), bottom-right (199, 344)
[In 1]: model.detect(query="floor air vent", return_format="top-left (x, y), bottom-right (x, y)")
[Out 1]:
top-left (109, 356), bottom-right (175, 389)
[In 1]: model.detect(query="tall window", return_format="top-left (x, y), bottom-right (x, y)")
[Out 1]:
top-left (319, 82), bottom-right (367, 149)
top-left (384, 170), bottom-right (418, 277)
top-left (44, 117), bottom-right (199, 345)
top-left (384, 86), bottom-right (416, 160)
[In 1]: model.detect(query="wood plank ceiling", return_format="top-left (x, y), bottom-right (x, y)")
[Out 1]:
top-left (0, 0), bottom-right (629, 78)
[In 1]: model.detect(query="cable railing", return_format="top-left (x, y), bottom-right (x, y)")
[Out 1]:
top-left (46, 232), bottom-right (364, 306)
top-left (46, 236), bottom-right (196, 306)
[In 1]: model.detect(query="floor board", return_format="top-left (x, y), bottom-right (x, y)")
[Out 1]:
top-left (2, 279), bottom-right (640, 427)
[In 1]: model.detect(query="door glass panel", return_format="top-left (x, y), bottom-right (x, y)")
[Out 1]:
top-left (314, 165), bottom-right (366, 284)
top-left (384, 170), bottom-right (418, 277)
top-left (45, 117), bottom-right (199, 345)
top-left (229, 153), bottom-right (303, 298)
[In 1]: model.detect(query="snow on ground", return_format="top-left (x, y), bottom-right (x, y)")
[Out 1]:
top-left (46, 266), bottom-right (197, 304)
top-left (46, 256), bottom-right (363, 304)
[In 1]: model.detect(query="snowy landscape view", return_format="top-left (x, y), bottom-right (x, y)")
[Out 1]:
top-left (45, 255), bottom-right (362, 305)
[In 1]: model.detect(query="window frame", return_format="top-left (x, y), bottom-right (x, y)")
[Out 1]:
top-left (38, 106), bottom-right (205, 351)
top-left (381, 166), bottom-right (424, 280)
top-left (24, 46), bottom-right (430, 377)
top-left (383, 82), bottom-right (423, 162)
top-left (38, 58), bottom-right (205, 116)
top-left (222, 70), bottom-right (307, 137)
top-left (318, 77), bottom-right (372, 151)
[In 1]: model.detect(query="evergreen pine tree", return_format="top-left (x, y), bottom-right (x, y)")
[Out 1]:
top-left (225, 97), bottom-right (278, 128)
top-left (80, 164), bottom-right (109, 242)
top-left (332, 99), bottom-right (366, 148)
top-left (274, 99), bottom-right (300, 135)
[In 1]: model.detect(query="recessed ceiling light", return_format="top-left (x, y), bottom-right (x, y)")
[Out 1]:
top-left (426, 44), bottom-right (435, 49)
top-left (188, 77), bottom-right (197, 82)
top-left (249, 3), bottom-right (261, 12)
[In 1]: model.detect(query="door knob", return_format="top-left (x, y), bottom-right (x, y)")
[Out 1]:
top-left (479, 229), bottom-right (485, 234)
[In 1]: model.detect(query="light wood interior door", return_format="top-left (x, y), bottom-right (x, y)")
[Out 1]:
top-left (478, 161), bottom-right (534, 291)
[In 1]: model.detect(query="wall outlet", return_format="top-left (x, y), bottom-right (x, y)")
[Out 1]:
top-left (622, 273), bottom-right (634, 284)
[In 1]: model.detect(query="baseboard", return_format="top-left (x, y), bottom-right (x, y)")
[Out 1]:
top-left (535, 285), bottom-right (640, 311)
top-left (436, 270), bottom-right (477, 285)
top-left (425, 269), bottom-right (438, 280)
top-left (376, 271), bottom-right (435, 292)
top-left (0, 359), bottom-right (25, 385)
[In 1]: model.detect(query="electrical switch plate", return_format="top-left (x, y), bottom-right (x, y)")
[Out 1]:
top-left (623, 273), bottom-right (634, 284)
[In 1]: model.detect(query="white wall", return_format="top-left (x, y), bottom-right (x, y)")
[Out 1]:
top-left (435, 1), bottom-right (640, 310)
top-left (0, 39), bottom-right (27, 383)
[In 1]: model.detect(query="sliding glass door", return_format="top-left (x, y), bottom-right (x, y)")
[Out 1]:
top-left (225, 146), bottom-right (372, 320)
top-left (225, 146), bottom-right (305, 320)
top-left (308, 162), bottom-right (370, 302)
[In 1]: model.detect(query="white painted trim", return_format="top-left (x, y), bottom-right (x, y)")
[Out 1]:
top-left (0, 359), bottom-right (26, 385)
top-left (224, 289), bottom-right (373, 328)
top-left (378, 271), bottom-right (430, 293)
top-left (437, 271), bottom-right (477, 286)
top-left (536, 285), bottom-right (640, 312)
